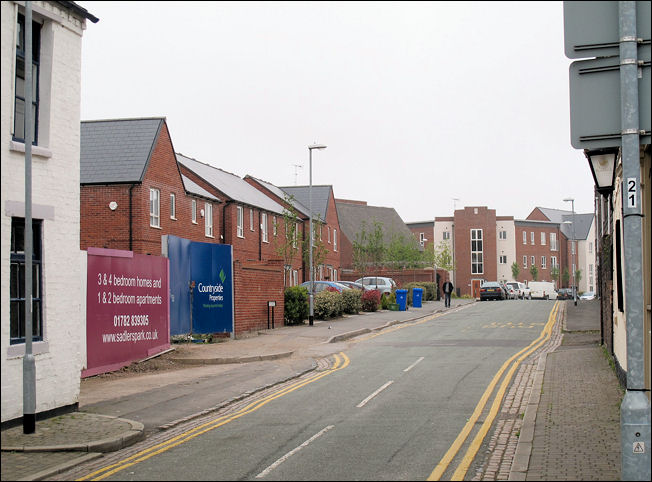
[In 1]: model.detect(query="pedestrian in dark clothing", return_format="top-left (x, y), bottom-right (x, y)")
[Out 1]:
top-left (443, 278), bottom-right (454, 308)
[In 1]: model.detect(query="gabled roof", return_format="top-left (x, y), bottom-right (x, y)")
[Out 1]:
top-left (336, 201), bottom-right (417, 246)
top-left (245, 176), bottom-right (310, 217)
top-left (176, 153), bottom-right (285, 215)
top-left (531, 207), bottom-right (572, 223)
top-left (560, 213), bottom-right (594, 240)
top-left (279, 185), bottom-right (332, 221)
top-left (181, 175), bottom-right (220, 202)
top-left (81, 118), bottom-right (164, 184)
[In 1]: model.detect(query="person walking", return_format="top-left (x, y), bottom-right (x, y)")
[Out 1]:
top-left (442, 277), bottom-right (454, 308)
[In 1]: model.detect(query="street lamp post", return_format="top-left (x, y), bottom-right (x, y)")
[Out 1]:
top-left (563, 198), bottom-right (577, 306)
top-left (308, 143), bottom-right (326, 326)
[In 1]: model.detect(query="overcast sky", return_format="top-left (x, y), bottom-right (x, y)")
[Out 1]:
top-left (77, 1), bottom-right (596, 223)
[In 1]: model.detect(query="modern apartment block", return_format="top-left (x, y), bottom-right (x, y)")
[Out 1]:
top-left (408, 205), bottom-right (596, 298)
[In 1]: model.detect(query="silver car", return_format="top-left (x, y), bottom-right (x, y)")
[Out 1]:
top-left (354, 276), bottom-right (397, 297)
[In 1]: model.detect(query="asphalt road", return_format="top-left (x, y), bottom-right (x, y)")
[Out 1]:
top-left (87, 300), bottom-right (557, 481)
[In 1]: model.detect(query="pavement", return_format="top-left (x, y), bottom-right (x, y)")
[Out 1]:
top-left (1, 297), bottom-right (624, 481)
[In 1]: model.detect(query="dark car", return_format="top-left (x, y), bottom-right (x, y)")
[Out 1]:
top-left (557, 288), bottom-right (573, 300)
top-left (480, 281), bottom-right (506, 301)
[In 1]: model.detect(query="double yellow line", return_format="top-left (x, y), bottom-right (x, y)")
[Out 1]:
top-left (428, 301), bottom-right (560, 481)
top-left (78, 353), bottom-right (350, 481)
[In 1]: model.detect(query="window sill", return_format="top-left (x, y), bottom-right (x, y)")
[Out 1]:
top-left (150, 225), bottom-right (162, 230)
top-left (10, 141), bottom-right (53, 159)
top-left (7, 340), bottom-right (49, 359)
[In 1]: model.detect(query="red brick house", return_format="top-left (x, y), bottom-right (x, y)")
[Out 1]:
top-left (80, 118), bottom-right (221, 255)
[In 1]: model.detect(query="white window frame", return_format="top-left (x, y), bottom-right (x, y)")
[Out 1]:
top-left (523, 231), bottom-right (527, 244)
top-left (150, 188), bottom-right (160, 228)
top-left (551, 256), bottom-right (558, 268)
top-left (443, 231), bottom-right (450, 240)
top-left (262, 212), bottom-right (268, 243)
top-left (192, 199), bottom-right (197, 224)
top-left (530, 232), bottom-right (535, 245)
top-left (273, 216), bottom-right (277, 236)
top-left (205, 203), bottom-right (213, 237)
top-left (237, 206), bottom-right (244, 238)
top-left (523, 255), bottom-right (527, 268)
top-left (170, 193), bottom-right (176, 220)
top-left (250, 208), bottom-right (254, 231)
top-left (499, 230), bottom-right (507, 240)
top-left (541, 256), bottom-right (546, 269)
top-left (471, 229), bottom-right (483, 274)
top-left (333, 229), bottom-right (338, 252)
top-left (420, 232), bottom-right (426, 246)
top-left (499, 255), bottom-right (507, 264)
top-left (550, 232), bottom-right (557, 251)
top-left (531, 256), bottom-right (535, 266)
top-left (328, 226), bottom-right (331, 243)
top-left (541, 232), bottom-right (546, 245)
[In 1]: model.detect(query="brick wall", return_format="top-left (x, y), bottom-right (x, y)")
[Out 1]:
top-left (514, 223), bottom-right (568, 286)
top-left (233, 259), bottom-right (285, 335)
top-left (454, 207), bottom-right (497, 297)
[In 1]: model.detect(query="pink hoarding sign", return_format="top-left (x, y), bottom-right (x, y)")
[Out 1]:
top-left (83, 248), bottom-right (170, 378)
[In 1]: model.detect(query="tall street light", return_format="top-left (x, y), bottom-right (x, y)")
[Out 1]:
top-left (308, 143), bottom-right (326, 326)
top-left (563, 198), bottom-right (577, 306)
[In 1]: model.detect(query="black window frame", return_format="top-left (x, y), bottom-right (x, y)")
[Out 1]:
top-left (14, 12), bottom-right (41, 145)
top-left (10, 217), bottom-right (44, 345)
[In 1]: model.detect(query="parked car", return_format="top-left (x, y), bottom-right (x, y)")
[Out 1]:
top-left (505, 285), bottom-right (518, 300)
top-left (337, 281), bottom-right (365, 290)
top-left (299, 281), bottom-right (351, 294)
top-left (528, 281), bottom-right (558, 300)
top-left (354, 277), bottom-right (397, 297)
top-left (505, 281), bottom-right (529, 299)
top-left (579, 291), bottom-right (596, 300)
top-left (556, 288), bottom-right (573, 300)
top-left (479, 281), bottom-right (506, 301)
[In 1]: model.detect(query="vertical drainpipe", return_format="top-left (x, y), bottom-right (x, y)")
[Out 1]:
top-left (259, 209), bottom-right (262, 261)
top-left (129, 184), bottom-right (135, 251)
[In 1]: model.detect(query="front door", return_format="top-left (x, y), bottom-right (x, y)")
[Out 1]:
top-left (472, 279), bottom-right (482, 299)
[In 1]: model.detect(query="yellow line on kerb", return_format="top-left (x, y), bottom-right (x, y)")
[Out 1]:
top-left (428, 301), bottom-right (560, 481)
top-left (77, 352), bottom-right (350, 481)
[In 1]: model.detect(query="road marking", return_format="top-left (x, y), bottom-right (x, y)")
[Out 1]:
top-left (428, 301), bottom-right (560, 481)
top-left (356, 380), bottom-right (394, 408)
top-left (77, 354), bottom-right (350, 481)
top-left (255, 425), bottom-right (334, 478)
top-left (403, 357), bottom-right (424, 372)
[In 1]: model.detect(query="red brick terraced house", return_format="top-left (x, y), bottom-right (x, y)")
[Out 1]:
top-left (80, 117), bottom-right (220, 255)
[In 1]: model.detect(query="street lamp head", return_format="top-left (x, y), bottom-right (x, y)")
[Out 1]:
top-left (308, 143), bottom-right (327, 150)
top-left (584, 147), bottom-right (618, 196)
top-left (563, 197), bottom-right (574, 203)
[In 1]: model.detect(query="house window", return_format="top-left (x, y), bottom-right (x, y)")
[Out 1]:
top-left (471, 229), bottom-right (483, 274)
top-left (237, 206), bottom-right (244, 238)
top-left (262, 212), bottom-right (268, 242)
top-left (170, 194), bottom-right (176, 219)
top-left (541, 256), bottom-right (546, 269)
top-left (293, 222), bottom-right (299, 248)
top-left (443, 231), bottom-right (450, 240)
top-left (550, 232), bottom-right (557, 251)
top-left (273, 216), bottom-right (277, 236)
top-left (531, 256), bottom-right (535, 266)
top-left (420, 232), bottom-right (426, 246)
top-left (523, 231), bottom-right (527, 244)
top-left (530, 232), bottom-right (535, 245)
top-left (551, 256), bottom-right (558, 268)
top-left (191, 199), bottom-right (197, 224)
top-left (205, 203), bottom-right (213, 237)
top-left (333, 229), bottom-right (338, 252)
top-left (13, 13), bottom-right (41, 144)
top-left (589, 242), bottom-right (593, 254)
top-left (499, 230), bottom-right (507, 240)
top-left (523, 256), bottom-right (527, 268)
top-left (499, 255), bottom-right (507, 264)
top-left (10, 218), bottom-right (43, 344)
top-left (572, 243), bottom-right (576, 255)
top-left (319, 225), bottom-right (322, 242)
top-left (150, 188), bottom-right (160, 227)
top-left (328, 226), bottom-right (331, 243)
top-left (250, 208), bottom-right (254, 231)
top-left (541, 232), bottom-right (546, 245)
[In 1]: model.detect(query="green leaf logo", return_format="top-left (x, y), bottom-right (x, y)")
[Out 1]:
top-left (219, 269), bottom-right (226, 284)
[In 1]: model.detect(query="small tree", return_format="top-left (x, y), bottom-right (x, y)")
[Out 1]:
top-left (302, 215), bottom-right (328, 281)
top-left (550, 265), bottom-right (560, 287)
top-left (352, 221), bottom-right (385, 279)
top-left (274, 193), bottom-right (302, 286)
top-left (562, 267), bottom-right (570, 287)
top-left (529, 265), bottom-right (539, 281)
top-left (574, 269), bottom-right (582, 289)
top-left (511, 261), bottom-right (520, 280)
top-left (386, 232), bottom-right (423, 269)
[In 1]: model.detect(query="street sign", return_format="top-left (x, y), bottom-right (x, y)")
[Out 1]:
top-left (569, 54), bottom-right (651, 149)
top-left (564, 1), bottom-right (651, 60)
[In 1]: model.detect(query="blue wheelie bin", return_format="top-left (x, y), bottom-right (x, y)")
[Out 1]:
top-left (396, 289), bottom-right (408, 311)
top-left (412, 288), bottom-right (423, 308)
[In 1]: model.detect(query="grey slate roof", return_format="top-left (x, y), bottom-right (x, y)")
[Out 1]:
top-left (81, 118), bottom-right (164, 184)
top-left (246, 176), bottom-right (310, 217)
top-left (181, 175), bottom-right (220, 202)
top-left (336, 201), bottom-right (417, 247)
top-left (534, 207), bottom-right (573, 223)
top-left (560, 213), bottom-right (594, 240)
top-left (176, 153), bottom-right (285, 215)
top-left (279, 185), bottom-right (331, 221)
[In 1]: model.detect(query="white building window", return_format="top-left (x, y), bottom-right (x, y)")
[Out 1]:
top-left (205, 203), bottom-right (213, 237)
top-left (273, 216), bottom-right (277, 236)
top-left (551, 256), bottom-right (558, 268)
top-left (443, 231), bottom-right (451, 240)
top-left (499, 230), bottom-right (507, 240)
top-left (550, 232), bottom-right (557, 251)
top-left (420, 232), bottom-right (426, 246)
top-left (170, 194), bottom-right (176, 220)
top-left (250, 208), bottom-right (254, 231)
top-left (523, 256), bottom-right (527, 268)
top-left (192, 199), bottom-right (197, 224)
top-left (523, 231), bottom-right (527, 244)
top-left (541, 256), bottom-right (546, 269)
top-left (531, 232), bottom-right (535, 245)
top-left (471, 229), bottom-right (483, 274)
top-left (541, 232), bottom-right (546, 245)
top-left (531, 256), bottom-right (535, 266)
top-left (499, 255), bottom-right (507, 264)
top-left (150, 188), bottom-right (160, 227)
top-left (262, 212), bottom-right (268, 242)
top-left (237, 206), bottom-right (244, 238)
top-left (334, 229), bottom-right (338, 252)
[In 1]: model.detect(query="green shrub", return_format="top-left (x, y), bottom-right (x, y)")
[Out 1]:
top-left (404, 282), bottom-right (436, 303)
top-left (362, 289), bottom-right (381, 312)
top-left (342, 289), bottom-right (362, 314)
top-left (284, 286), bottom-right (309, 325)
top-left (380, 290), bottom-right (396, 309)
top-left (314, 290), bottom-right (344, 319)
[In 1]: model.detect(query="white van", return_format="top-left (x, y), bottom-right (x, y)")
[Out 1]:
top-left (528, 281), bottom-right (558, 300)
